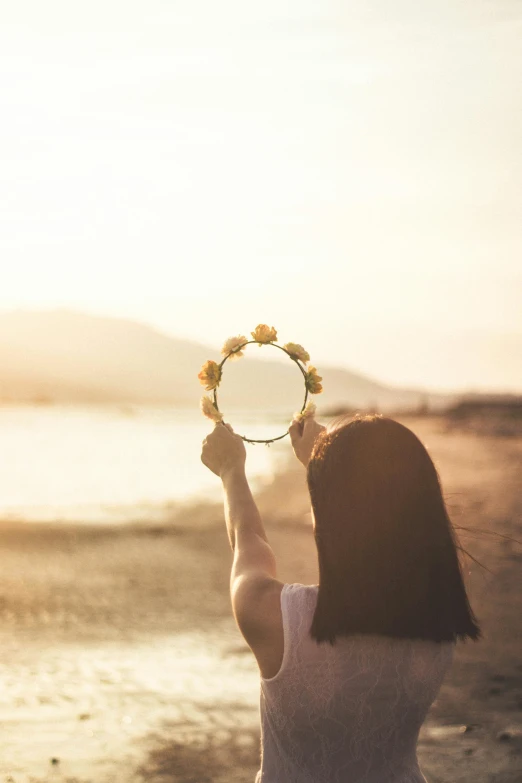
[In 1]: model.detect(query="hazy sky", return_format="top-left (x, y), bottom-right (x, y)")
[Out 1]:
top-left (1, 1), bottom-right (521, 392)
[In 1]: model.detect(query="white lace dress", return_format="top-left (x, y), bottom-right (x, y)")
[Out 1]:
top-left (255, 583), bottom-right (454, 783)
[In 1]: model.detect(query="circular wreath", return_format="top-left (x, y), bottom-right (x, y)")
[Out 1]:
top-left (198, 324), bottom-right (323, 444)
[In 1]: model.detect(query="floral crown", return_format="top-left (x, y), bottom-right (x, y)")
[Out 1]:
top-left (198, 324), bottom-right (323, 444)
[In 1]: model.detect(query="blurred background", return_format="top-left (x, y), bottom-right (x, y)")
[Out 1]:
top-left (0, 1), bottom-right (521, 782)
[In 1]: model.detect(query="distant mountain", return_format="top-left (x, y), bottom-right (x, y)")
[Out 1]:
top-left (0, 310), bottom-right (452, 412)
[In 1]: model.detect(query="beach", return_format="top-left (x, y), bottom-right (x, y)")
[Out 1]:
top-left (0, 415), bottom-right (521, 782)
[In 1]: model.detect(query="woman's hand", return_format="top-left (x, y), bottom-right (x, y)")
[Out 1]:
top-left (289, 416), bottom-right (326, 468)
top-left (201, 422), bottom-right (247, 479)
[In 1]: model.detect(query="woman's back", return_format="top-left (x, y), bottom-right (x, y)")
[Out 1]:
top-left (257, 584), bottom-right (454, 783)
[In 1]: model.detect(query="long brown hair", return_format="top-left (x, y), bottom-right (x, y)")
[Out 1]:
top-left (307, 415), bottom-right (481, 644)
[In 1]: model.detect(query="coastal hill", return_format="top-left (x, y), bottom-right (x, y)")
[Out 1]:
top-left (0, 310), bottom-right (451, 412)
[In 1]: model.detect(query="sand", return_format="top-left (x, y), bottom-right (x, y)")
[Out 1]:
top-left (0, 415), bottom-right (521, 782)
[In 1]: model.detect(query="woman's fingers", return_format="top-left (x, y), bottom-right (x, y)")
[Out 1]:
top-left (302, 417), bottom-right (317, 435)
top-left (201, 419), bottom-right (246, 477)
top-left (213, 420), bottom-right (234, 433)
top-left (289, 414), bottom-right (325, 467)
top-left (289, 418), bottom-right (303, 441)
top-left (290, 414), bottom-right (316, 435)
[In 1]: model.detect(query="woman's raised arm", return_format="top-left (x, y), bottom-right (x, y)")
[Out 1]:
top-left (201, 424), bottom-right (282, 664)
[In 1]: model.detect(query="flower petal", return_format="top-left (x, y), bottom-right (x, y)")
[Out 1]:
top-left (283, 342), bottom-right (310, 364)
top-left (200, 395), bottom-right (224, 422)
top-left (305, 366), bottom-right (323, 395)
top-left (221, 335), bottom-right (248, 360)
top-left (294, 400), bottom-right (317, 421)
top-left (251, 324), bottom-right (277, 343)
top-left (198, 360), bottom-right (222, 390)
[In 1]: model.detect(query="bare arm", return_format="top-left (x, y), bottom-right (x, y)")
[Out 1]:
top-left (200, 416), bottom-right (325, 674)
top-left (221, 465), bottom-right (271, 552)
top-left (201, 426), bottom-right (281, 646)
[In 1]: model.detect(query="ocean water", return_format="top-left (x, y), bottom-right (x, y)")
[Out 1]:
top-left (0, 405), bottom-right (294, 523)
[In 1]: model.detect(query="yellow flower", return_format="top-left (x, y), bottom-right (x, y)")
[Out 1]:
top-left (294, 400), bottom-right (316, 422)
top-left (221, 335), bottom-right (248, 360)
top-left (198, 360), bottom-right (222, 390)
top-left (251, 324), bottom-right (277, 344)
top-left (305, 366), bottom-right (323, 394)
top-left (283, 342), bottom-right (310, 364)
top-left (200, 395), bottom-right (223, 423)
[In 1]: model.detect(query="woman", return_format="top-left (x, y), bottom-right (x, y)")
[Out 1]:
top-left (201, 414), bottom-right (480, 782)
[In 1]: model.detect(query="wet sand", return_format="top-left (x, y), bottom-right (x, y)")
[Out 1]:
top-left (0, 416), bottom-right (521, 782)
